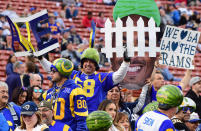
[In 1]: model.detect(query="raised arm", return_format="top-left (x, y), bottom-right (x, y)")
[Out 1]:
top-left (39, 57), bottom-right (52, 73)
top-left (179, 69), bottom-right (192, 90)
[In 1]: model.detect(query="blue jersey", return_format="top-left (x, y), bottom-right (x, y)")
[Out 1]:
top-left (136, 110), bottom-right (175, 131)
top-left (42, 85), bottom-right (59, 104)
top-left (49, 120), bottom-right (72, 131)
top-left (1, 104), bottom-right (21, 131)
top-left (53, 79), bottom-right (88, 131)
top-left (71, 70), bottom-right (114, 113)
top-left (47, 22), bottom-right (61, 34)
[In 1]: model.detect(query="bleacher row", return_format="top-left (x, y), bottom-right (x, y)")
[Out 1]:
top-left (0, 0), bottom-right (201, 96)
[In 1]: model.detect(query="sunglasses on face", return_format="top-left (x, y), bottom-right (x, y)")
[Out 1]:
top-left (182, 107), bottom-right (194, 114)
top-left (34, 89), bottom-right (43, 93)
top-left (22, 114), bottom-right (33, 118)
top-left (51, 69), bottom-right (57, 73)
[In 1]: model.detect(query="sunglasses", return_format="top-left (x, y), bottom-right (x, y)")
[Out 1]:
top-left (51, 69), bottom-right (57, 73)
top-left (182, 107), bottom-right (194, 114)
top-left (22, 114), bottom-right (33, 117)
top-left (34, 89), bottom-right (43, 93)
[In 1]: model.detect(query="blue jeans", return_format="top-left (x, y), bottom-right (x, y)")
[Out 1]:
top-left (66, 8), bottom-right (78, 19)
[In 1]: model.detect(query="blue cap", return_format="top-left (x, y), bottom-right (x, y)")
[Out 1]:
top-left (21, 101), bottom-right (38, 116)
top-left (189, 112), bottom-right (201, 123)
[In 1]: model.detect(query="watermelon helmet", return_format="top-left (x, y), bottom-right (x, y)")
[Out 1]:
top-left (178, 97), bottom-right (196, 112)
top-left (143, 101), bottom-right (159, 114)
top-left (50, 58), bottom-right (74, 77)
top-left (81, 48), bottom-right (100, 70)
top-left (156, 85), bottom-right (183, 110)
top-left (86, 111), bottom-right (113, 131)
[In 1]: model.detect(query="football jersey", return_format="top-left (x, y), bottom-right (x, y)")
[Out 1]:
top-left (42, 84), bottom-right (59, 104)
top-left (47, 22), bottom-right (61, 34)
top-left (71, 70), bottom-right (114, 113)
top-left (1, 105), bottom-right (21, 131)
top-left (53, 79), bottom-right (88, 131)
top-left (49, 120), bottom-right (72, 131)
top-left (136, 110), bottom-right (176, 131)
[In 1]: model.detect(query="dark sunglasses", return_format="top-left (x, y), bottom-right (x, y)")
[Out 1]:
top-left (22, 114), bottom-right (33, 117)
top-left (34, 89), bottom-right (43, 93)
top-left (51, 69), bottom-right (57, 73)
top-left (182, 107), bottom-right (194, 114)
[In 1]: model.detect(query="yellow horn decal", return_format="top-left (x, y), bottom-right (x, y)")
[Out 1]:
top-left (61, 61), bottom-right (74, 73)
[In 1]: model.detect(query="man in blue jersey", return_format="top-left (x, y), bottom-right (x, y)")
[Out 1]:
top-left (49, 58), bottom-right (88, 131)
top-left (38, 100), bottom-right (72, 131)
top-left (40, 48), bottom-right (130, 113)
top-left (136, 85), bottom-right (183, 131)
top-left (0, 81), bottom-right (21, 131)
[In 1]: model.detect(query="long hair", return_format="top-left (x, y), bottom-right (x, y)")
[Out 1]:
top-left (7, 54), bottom-right (14, 64)
top-left (27, 85), bottom-right (43, 101)
top-left (11, 87), bottom-right (28, 106)
top-left (114, 112), bottom-right (132, 131)
top-left (20, 112), bottom-right (42, 129)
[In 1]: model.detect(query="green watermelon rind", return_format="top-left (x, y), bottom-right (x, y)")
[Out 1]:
top-left (87, 111), bottom-right (113, 131)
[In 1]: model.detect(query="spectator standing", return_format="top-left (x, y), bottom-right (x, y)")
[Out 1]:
top-left (0, 81), bottom-right (21, 130)
top-left (29, 74), bottom-right (42, 87)
top-left (38, 100), bottom-right (72, 131)
top-left (49, 58), bottom-right (88, 131)
top-left (136, 85), bottom-right (183, 130)
top-left (6, 61), bottom-right (25, 101)
top-left (185, 76), bottom-right (201, 118)
top-left (6, 54), bottom-right (17, 76)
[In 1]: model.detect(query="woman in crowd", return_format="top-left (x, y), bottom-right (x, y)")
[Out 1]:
top-left (11, 87), bottom-right (28, 106)
top-left (15, 101), bottom-right (49, 131)
top-left (28, 85), bottom-right (43, 105)
top-left (98, 99), bottom-right (123, 131)
top-left (115, 112), bottom-right (131, 131)
top-left (107, 85), bottom-right (148, 131)
top-left (6, 54), bottom-right (17, 76)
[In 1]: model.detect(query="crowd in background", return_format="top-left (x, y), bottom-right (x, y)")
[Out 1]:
top-left (0, 0), bottom-right (201, 131)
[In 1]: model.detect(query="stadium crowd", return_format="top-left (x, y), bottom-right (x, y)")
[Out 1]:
top-left (0, 0), bottom-right (201, 131)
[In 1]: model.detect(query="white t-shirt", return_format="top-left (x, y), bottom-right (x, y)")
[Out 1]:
top-left (15, 124), bottom-right (49, 131)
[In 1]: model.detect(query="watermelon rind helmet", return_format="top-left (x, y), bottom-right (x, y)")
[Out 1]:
top-left (86, 111), bottom-right (112, 131)
top-left (178, 97), bottom-right (196, 112)
top-left (143, 101), bottom-right (159, 114)
top-left (50, 58), bottom-right (74, 78)
top-left (156, 85), bottom-right (183, 110)
top-left (81, 48), bottom-right (100, 71)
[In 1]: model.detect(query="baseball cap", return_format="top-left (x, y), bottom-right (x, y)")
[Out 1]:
top-left (38, 100), bottom-right (52, 110)
top-left (30, 7), bottom-right (36, 12)
top-left (21, 101), bottom-right (38, 116)
top-left (189, 77), bottom-right (201, 87)
top-left (188, 112), bottom-right (201, 123)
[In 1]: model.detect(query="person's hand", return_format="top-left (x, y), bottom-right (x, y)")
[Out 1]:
top-left (123, 46), bottom-right (130, 62)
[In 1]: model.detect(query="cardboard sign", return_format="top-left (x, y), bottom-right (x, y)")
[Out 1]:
top-left (6, 10), bottom-right (59, 57)
top-left (159, 25), bottom-right (200, 69)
